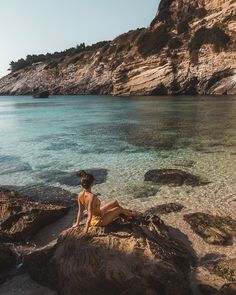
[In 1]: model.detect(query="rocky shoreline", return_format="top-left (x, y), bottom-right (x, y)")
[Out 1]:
top-left (0, 0), bottom-right (235, 96)
top-left (0, 183), bottom-right (236, 295)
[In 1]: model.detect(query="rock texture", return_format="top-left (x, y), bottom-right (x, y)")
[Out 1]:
top-left (0, 188), bottom-right (69, 242)
top-left (24, 215), bottom-right (194, 295)
top-left (0, 0), bottom-right (235, 96)
top-left (0, 244), bottom-right (16, 273)
top-left (205, 258), bottom-right (236, 282)
top-left (144, 169), bottom-right (209, 186)
top-left (217, 283), bottom-right (236, 295)
top-left (0, 274), bottom-right (57, 295)
top-left (184, 212), bottom-right (236, 245)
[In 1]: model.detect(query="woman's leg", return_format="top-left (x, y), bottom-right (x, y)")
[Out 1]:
top-left (99, 206), bottom-right (141, 226)
top-left (99, 207), bottom-right (123, 226)
top-left (100, 200), bottom-right (120, 214)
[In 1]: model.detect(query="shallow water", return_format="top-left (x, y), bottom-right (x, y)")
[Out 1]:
top-left (0, 95), bottom-right (236, 215)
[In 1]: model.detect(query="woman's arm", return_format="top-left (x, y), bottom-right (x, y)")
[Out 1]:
top-left (73, 196), bottom-right (84, 227)
top-left (82, 195), bottom-right (94, 235)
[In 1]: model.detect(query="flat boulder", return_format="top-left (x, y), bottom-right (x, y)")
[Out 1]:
top-left (0, 188), bottom-right (69, 242)
top-left (25, 215), bottom-right (193, 295)
top-left (144, 169), bottom-right (209, 186)
top-left (184, 213), bottom-right (236, 245)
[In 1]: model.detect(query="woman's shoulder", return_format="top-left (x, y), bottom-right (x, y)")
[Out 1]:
top-left (78, 191), bottom-right (97, 200)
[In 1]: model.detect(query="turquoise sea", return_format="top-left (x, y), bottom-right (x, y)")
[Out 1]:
top-left (0, 95), bottom-right (236, 212)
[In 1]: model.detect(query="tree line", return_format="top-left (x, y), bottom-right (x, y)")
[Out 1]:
top-left (9, 41), bottom-right (109, 72)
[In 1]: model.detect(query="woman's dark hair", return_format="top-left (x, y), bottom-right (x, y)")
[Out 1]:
top-left (76, 170), bottom-right (95, 189)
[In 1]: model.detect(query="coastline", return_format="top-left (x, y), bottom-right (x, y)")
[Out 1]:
top-left (0, 182), bottom-right (236, 294)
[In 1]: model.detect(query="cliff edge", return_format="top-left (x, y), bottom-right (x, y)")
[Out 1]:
top-left (0, 0), bottom-right (235, 96)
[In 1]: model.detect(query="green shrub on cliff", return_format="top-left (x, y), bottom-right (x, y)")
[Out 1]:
top-left (189, 24), bottom-right (231, 63)
top-left (138, 25), bottom-right (170, 57)
top-left (9, 41), bottom-right (110, 72)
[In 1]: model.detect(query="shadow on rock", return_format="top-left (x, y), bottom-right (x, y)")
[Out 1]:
top-left (184, 212), bottom-right (236, 246)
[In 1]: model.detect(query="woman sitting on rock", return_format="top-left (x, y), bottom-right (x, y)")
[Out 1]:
top-left (72, 170), bottom-right (140, 235)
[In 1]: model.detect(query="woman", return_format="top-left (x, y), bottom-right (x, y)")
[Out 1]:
top-left (72, 170), bottom-right (141, 236)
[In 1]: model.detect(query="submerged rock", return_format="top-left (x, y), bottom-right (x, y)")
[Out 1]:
top-left (0, 188), bottom-right (69, 242)
top-left (144, 169), bottom-right (209, 186)
top-left (0, 154), bottom-right (32, 175)
top-left (127, 184), bottom-right (159, 199)
top-left (205, 258), bottom-right (236, 282)
top-left (184, 213), bottom-right (236, 245)
top-left (25, 215), bottom-right (193, 295)
top-left (145, 203), bottom-right (185, 215)
top-left (35, 168), bottom-right (108, 187)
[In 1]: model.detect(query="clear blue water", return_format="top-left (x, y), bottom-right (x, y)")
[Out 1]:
top-left (0, 95), bottom-right (236, 208)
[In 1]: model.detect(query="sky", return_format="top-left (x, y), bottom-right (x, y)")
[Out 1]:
top-left (0, 0), bottom-right (159, 78)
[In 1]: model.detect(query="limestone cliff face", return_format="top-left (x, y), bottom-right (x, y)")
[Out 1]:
top-left (0, 0), bottom-right (235, 96)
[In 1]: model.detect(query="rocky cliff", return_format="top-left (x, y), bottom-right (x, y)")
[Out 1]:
top-left (0, 0), bottom-right (235, 96)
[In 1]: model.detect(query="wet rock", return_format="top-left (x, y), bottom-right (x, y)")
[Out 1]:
top-left (1, 185), bottom-right (75, 206)
top-left (25, 215), bottom-right (193, 295)
top-left (183, 213), bottom-right (236, 245)
top-left (0, 188), bottom-right (69, 242)
top-left (0, 244), bottom-right (16, 273)
top-left (205, 258), bottom-right (236, 282)
top-left (35, 168), bottom-right (108, 186)
top-left (144, 169), bottom-right (209, 186)
top-left (217, 283), bottom-right (236, 295)
top-left (145, 203), bottom-right (185, 215)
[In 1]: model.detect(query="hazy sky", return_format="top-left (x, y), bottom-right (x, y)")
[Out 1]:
top-left (0, 0), bottom-right (159, 78)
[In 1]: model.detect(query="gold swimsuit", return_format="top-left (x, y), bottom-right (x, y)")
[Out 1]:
top-left (79, 191), bottom-right (103, 226)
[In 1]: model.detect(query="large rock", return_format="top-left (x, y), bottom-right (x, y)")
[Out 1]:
top-left (24, 215), bottom-right (194, 295)
top-left (0, 188), bottom-right (69, 242)
top-left (184, 213), bottom-right (236, 245)
top-left (35, 168), bottom-right (108, 187)
top-left (144, 169), bottom-right (209, 186)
